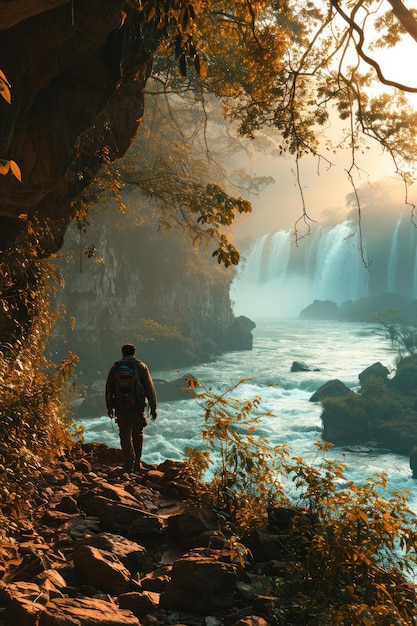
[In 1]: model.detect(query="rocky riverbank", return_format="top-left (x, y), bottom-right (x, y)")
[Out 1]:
top-left (1, 442), bottom-right (417, 625)
top-left (0, 443), bottom-right (293, 626)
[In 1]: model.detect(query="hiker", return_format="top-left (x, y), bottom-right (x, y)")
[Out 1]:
top-left (105, 343), bottom-right (157, 472)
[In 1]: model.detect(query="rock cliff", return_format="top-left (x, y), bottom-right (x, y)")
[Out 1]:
top-left (0, 0), bottom-right (162, 342)
top-left (53, 198), bottom-right (253, 380)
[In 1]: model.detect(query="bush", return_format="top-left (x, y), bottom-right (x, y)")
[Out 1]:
top-left (184, 382), bottom-right (417, 623)
top-left (183, 378), bottom-right (289, 536)
top-left (0, 259), bottom-right (82, 527)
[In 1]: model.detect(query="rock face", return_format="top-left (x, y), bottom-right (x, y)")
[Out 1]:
top-left (0, 1), bottom-right (162, 345)
top-left (0, 2), bottom-right (256, 364)
top-left (0, 1), bottom-right (158, 249)
top-left (52, 207), bottom-right (255, 379)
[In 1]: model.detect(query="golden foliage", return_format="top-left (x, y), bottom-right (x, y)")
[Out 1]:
top-left (184, 382), bottom-right (417, 622)
top-left (0, 247), bottom-right (83, 527)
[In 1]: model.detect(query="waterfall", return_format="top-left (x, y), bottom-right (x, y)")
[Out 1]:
top-left (231, 217), bottom-right (417, 318)
top-left (413, 243), bottom-right (417, 300)
top-left (311, 222), bottom-right (369, 303)
top-left (387, 215), bottom-right (402, 292)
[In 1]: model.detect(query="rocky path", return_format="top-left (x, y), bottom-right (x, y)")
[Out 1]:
top-left (0, 443), bottom-right (280, 626)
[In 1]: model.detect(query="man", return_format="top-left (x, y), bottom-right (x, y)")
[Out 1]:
top-left (106, 344), bottom-right (157, 472)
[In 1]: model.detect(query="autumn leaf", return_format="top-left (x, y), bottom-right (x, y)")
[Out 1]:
top-left (9, 160), bottom-right (22, 181)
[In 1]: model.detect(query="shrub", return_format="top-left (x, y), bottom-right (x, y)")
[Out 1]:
top-left (287, 445), bottom-right (417, 623)
top-left (183, 378), bottom-right (289, 536)
top-left (0, 258), bottom-right (82, 528)
top-left (184, 382), bottom-right (417, 623)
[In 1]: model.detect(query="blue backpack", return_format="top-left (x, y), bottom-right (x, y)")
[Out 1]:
top-left (112, 360), bottom-right (145, 409)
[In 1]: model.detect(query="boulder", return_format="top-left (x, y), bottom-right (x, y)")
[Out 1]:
top-left (291, 361), bottom-right (320, 372)
top-left (160, 548), bottom-right (239, 614)
top-left (73, 544), bottom-right (133, 595)
top-left (42, 596), bottom-right (140, 625)
top-left (154, 376), bottom-right (196, 401)
top-left (118, 590), bottom-right (160, 618)
top-left (77, 394), bottom-right (107, 418)
top-left (310, 379), bottom-right (354, 402)
top-left (75, 533), bottom-right (149, 576)
top-left (299, 300), bottom-right (339, 320)
top-left (166, 507), bottom-right (222, 549)
top-left (221, 315), bottom-right (256, 351)
top-left (359, 362), bottom-right (390, 385)
top-left (247, 527), bottom-right (290, 563)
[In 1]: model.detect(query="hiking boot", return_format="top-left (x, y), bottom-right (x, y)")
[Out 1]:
top-left (124, 462), bottom-right (134, 474)
top-left (133, 460), bottom-right (142, 472)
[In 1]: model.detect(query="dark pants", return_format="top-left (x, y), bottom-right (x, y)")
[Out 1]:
top-left (116, 408), bottom-right (147, 469)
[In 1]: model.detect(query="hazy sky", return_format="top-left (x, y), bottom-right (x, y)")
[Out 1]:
top-left (229, 16), bottom-right (417, 244)
top-left (231, 139), bottom-right (415, 243)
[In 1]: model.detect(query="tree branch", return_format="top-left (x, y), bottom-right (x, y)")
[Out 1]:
top-left (329, 0), bottom-right (417, 92)
top-left (387, 0), bottom-right (417, 43)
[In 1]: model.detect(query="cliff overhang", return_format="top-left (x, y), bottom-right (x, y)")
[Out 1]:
top-left (0, 0), bottom-right (161, 253)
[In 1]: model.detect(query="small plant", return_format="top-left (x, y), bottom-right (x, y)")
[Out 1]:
top-left (376, 308), bottom-right (417, 360)
top-left (286, 443), bottom-right (417, 623)
top-left (183, 378), bottom-right (289, 537)
top-left (0, 69), bottom-right (21, 181)
top-left (0, 249), bottom-right (83, 527)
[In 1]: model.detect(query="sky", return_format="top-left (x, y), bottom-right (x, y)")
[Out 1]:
top-left (230, 135), bottom-right (416, 243)
top-left (227, 4), bottom-right (417, 244)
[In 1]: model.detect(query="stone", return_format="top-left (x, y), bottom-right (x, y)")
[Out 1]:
top-left (359, 362), bottom-right (390, 384)
top-left (0, 581), bottom-right (47, 624)
top-left (153, 377), bottom-right (196, 402)
top-left (166, 508), bottom-right (220, 549)
top-left (10, 552), bottom-right (52, 582)
top-left (309, 379), bottom-right (354, 402)
top-left (73, 545), bottom-right (132, 595)
top-left (118, 590), bottom-right (160, 616)
top-left (233, 617), bottom-right (270, 626)
top-left (32, 569), bottom-right (68, 590)
top-left (40, 596), bottom-right (140, 625)
top-left (221, 315), bottom-right (256, 351)
top-left (140, 565), bottom-right (172, 592)
top-left (55, 495), bottom-right (79, 514)
top-left (75, 533), bottom-right (149, 575)
top-left (160, 549), bottom-right (238, 614)
top-left (291, 361), bottom-right (320, 372)
top-left (247, 527), bottom-right (289, 563)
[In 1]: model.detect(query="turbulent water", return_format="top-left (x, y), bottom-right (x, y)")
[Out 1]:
top-left (79, 318), bottom-right (417, 514)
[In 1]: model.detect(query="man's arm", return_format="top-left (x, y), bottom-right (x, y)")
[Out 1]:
top-left (139, 362), bottom-right (158, 420)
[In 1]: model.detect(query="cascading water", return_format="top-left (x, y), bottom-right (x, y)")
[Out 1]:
top-left (387, 215), bottom-right (402, 293)
top-left (311, 222), bottom-right (369, 303)
top-left (231, 217), bottom-right (417, 318)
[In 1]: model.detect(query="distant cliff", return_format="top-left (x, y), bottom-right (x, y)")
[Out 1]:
top-left (53, 191), bottom-right (254, 383)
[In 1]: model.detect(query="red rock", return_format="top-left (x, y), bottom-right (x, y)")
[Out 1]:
top-left (73, 545), bottom-right (132, 595)
top-left (40, 596), bottom-right (140, 625)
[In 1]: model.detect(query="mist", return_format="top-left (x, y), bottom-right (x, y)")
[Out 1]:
top-left (229, 167), bottom-right (417, 319)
